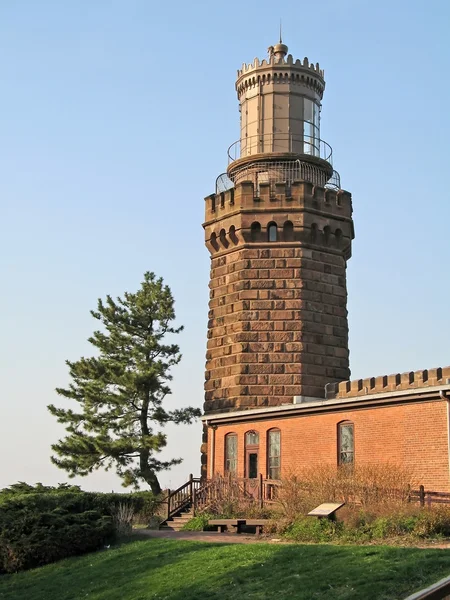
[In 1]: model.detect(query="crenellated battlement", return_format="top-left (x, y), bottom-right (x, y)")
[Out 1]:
top-left (204, 181), bottom-right (352, 221)
top-left (236, 54), bottom-right (325, 99)
top-left (326, 367), bottom-right (450, 400)
top-left (237, 54), bottom-right (324, 78)
top-left (203, 181), bottom-right (354, 257)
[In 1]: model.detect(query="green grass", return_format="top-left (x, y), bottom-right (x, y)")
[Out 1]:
top-left (2, 538), bottom-right (450, 600)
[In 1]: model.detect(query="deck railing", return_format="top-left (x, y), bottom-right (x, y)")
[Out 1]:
top-left (162, 476), bottom-right (450, 526)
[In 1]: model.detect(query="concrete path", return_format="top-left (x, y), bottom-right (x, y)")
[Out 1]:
top-left (133, 529), bottom-right (281, 544)
top-left (133, 529), bottom-right (450, 549)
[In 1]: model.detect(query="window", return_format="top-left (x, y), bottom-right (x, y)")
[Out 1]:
top-left (229, 225), bottom-right (238, 245)
top-left (251, 221), bottom-right (262, 242)
top-left (219, 228), bottom-right (228, 248)
top-left (338, 422), bottom-right (354, 465)
top-left (210, 232), bottom-right (219, 251)
top-left (268, 223), bottom-right (277, 242)
top-left (225, 434), bottom-right (237, 474)
top-left (303, 98), bottom-right (320, 156)
top-left (268, 429), bottom-right (281, 480)
top-left (283, 221), bottom-right (294, 242)
top-left (246, 431), bottom-right (259, 445)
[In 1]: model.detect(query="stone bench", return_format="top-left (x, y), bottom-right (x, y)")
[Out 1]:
top-left (208, 518), bottom-right (270, 535)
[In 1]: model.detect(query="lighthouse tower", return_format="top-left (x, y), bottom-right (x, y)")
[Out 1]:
top-left (203, 41), bottom-right (354, 423)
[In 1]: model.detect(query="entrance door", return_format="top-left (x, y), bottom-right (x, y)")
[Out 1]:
top-left (246, 449), bottom-right (259, 479)
top-left (245, 431), bottom-right (260, 498)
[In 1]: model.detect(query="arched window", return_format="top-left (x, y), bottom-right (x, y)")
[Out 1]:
top-left (268, 222), bottom-right (277, 242)
top-left (246, 431), bottom-right (259, 445)
top-left (283, 221), bottom-right (294, 242)
top-left (219, 228), bottom-right (228, 248)
top-left (210, 232), bottom-right (219, 251)
top-left (245, 430), bottom-right (259, 479)
top-left (338, 421), bottom-right (354, 465)
top-left (267, 429), bottom-right (281, 480)
top-left (229, 225), bottom-right (238, 245)
top-left (310, 223), bottom-right (318, 243)
top-left (250, 221), bottom-right (262, 242)
top-left (323, 225), bottom-right (331, 246)
top-left (335, 229), bottom-right (343, 249)
top-left (225, 433), bottom-right (237, 474)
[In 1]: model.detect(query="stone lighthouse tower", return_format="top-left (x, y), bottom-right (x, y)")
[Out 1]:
top-left (203, 40), bottom-right (354, 422)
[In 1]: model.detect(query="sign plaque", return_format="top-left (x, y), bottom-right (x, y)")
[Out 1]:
top-left (308, 502), bottom-right (345, 519)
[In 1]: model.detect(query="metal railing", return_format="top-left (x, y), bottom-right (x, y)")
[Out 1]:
top-left (216, 159), bottom-right (340, 194)
top-left (228, 131), bottom-right (333, 165)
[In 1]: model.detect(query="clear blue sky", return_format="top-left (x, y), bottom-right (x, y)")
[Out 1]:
top-left (1, 0), bottom-right (450, 492)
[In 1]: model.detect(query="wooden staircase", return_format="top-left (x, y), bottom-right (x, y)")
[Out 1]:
top-left (158, 474), bottom-right (202, 531)
top-left (159, 506), bottom-right (195, 531)
top-left (158, 474), bottom-right (282, 530)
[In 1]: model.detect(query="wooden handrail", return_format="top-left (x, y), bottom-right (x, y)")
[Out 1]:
top-left (161, 474), bottom-right (202, 523)
top-left (161, 477), bottom-right (450, 527)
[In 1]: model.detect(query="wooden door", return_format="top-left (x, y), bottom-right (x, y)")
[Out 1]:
top-left (245, 430), bottom-right (260, 498)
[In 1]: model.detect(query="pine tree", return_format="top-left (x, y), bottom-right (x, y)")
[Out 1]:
top-left (48, 272), bottom-right (200, 495)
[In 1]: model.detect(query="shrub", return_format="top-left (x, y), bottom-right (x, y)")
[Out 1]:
top-left (284, 517), bottom-right (343, 543)
top-left (0, 483), bottom-right (161, 572)
top-left (181, 513), bottom-right (216, 531)
top-left (0, 507), bottom-right (114, 573)
top-left (111, 502), bottom-right (135, 537)
top-left (413, 507), bottom-right (450, 538)
top-left (275, 462), bottom-right (414, 521)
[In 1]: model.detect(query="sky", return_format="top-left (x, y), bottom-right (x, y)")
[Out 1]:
top-left (1, 0), bottom-right (450, 493)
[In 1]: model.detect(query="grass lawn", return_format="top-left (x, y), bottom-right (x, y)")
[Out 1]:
top-left (1, 538), bottom-right (450, 600)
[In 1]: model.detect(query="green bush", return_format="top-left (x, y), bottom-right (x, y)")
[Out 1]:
top-left (413, 507), bottom-right (450, 538)
top-left (284, 517), bottom-right (343, 543)
top-left (0, 506), bottom-right (114, 573)
top-left (279, 509), bottom-right (450, 544)
top-left (0, 483), bottom-right (160, 573)
top-left (181, 513), bottom-right (216, 531)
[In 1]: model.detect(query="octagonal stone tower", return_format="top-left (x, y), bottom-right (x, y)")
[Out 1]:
top-left (203, 41), bottom-right (354, 419)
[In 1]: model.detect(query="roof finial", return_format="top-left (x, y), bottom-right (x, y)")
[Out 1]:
top-left (272, 23), bottom-right (288, 60)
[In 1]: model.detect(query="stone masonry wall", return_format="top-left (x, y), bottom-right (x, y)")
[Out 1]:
top-left (204, 245), bottom-right (350, 413)
top-left (203, 180), bottom-right (354, 415)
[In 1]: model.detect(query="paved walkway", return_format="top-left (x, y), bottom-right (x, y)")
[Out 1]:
top-left (134, 529), bottom-right (450, 549)
top-left (133, 529), bottom-right (282, 544)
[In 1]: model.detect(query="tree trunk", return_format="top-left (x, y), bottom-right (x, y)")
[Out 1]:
top-left (139, 391), bottom-right (162, 496)
top-left (141, 462), bottom-right (162, 496)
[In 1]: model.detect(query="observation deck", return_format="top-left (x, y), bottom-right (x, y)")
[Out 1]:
top-left (217, 129), bottom-right (340, 195)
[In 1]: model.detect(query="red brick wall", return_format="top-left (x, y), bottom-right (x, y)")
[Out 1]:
top-left (208, 399), bottom-right (450, 491)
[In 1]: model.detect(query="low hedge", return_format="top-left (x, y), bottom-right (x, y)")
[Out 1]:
top-left (181, 513), bottom-right (217, 531)
top-left (0, 483), bottom-right (159, 573)
top-left (0, 507), bottom-right (114, 573)
top-left (282, 508), bottom-right (450, 543)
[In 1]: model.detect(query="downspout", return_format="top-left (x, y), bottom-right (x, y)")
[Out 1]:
top-left (207, 423), bottom-right (217, 480)
top-left (441, 391), bottom-right (450, 487)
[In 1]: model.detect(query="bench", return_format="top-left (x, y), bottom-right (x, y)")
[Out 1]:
top-left (208, 519), bottom-right (245, 533)
top-left (244, 519), bottom-right (270, 535)
top-left (208, 518), bottom-right (270, 535)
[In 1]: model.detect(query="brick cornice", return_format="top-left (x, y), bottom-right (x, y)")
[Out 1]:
top-left (202, 386), bottom-right (450, 425)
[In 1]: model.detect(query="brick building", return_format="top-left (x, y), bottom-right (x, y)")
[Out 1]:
top-left (200, 40), bottom-right (450, 490)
